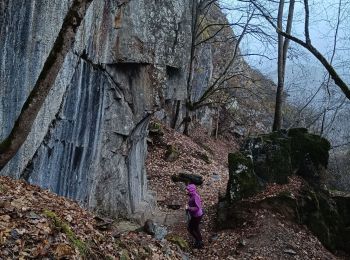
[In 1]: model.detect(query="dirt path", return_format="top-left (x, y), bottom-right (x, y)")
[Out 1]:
top-left (146, 121), bottom-right (344, 260)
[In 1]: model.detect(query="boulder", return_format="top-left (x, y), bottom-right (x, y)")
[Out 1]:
top-left (143, 219), bottom-right (168, 240)
top-left (275, 187), bottom-right (350, 253)
top-left (171, 172), bottom-right (203, 185)
top-left (148, 122), bottom-right (167, 147)
top-left (226, 152), bottom-right (262, 201)
top-left (242, 131), bottom-right (292, 184)
top-left (219, 128), bottom-right (350, 253)
top-left (288, 128), bottom-right (330, 185)
top-left (164, 145), bottom-right (180, 162)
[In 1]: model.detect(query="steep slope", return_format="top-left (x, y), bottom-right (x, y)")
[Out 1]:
top-left (145, 121), bottom-right (343, 260)
top-left (0, 176), bottom-right (186, 259)
top-left (0, 122), bottom-right (343, 259)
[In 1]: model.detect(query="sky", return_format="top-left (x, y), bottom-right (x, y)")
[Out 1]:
top-left (220, 0), bottom-right (350, 144)
top-left (221, 0), bottom-right (349, 73)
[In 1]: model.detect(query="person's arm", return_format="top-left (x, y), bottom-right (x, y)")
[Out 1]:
top-left (187, 196), bottom-right (201, 212)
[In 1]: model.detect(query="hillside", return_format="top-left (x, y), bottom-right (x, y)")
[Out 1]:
top-left (0, 176), bottom-right (186, 259)
top-left (146, 121), bottom-right (343, 260)
top-left (1, 121), bottom-right (346, 259)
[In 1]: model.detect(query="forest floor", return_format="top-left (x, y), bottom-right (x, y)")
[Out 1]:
top-left (146, 121), bottom-right (347, 260)
top-left (0, 120), bottom-right (347, 259)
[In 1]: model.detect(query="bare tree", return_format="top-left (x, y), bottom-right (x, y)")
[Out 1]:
top-left (0, 0), bottom-right (93, 170)
top-left (272, 0), bottom-right (295, 130)
top-left (180, 0), bottom-right (256, 135)
top-left (249, 0), bottom-right (350, 101)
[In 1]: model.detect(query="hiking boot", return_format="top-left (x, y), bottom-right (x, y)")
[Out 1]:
top-left (194, 241), bottom-right (204, 249)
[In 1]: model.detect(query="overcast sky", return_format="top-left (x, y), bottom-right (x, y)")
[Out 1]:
top-left (222, 0), bottom-right (350, 79)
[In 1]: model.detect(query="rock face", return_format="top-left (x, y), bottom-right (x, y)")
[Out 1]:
top-left (219, 128), bottom-right (350, 254)
top-left (0, 0), bottom-right (192, 219)
top-left (226, 152), bottom-right (262, 201)
top-left (225, 128), bottom-right (331, 201)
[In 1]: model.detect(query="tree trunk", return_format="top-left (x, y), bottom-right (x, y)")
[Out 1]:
top-left (272, 0), bottom-right (285, 131)
top-left (171, 100), bottom-right (181, 129)
top-left (0, 0), bottom-right (93, 170)
top-left (272, 0), bottom-right (295, 131)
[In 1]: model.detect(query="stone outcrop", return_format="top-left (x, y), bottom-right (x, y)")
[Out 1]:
top-left (218, 129), bottom-right (350, 254)
top-left (0, 0), bottom-right (192, 219)
top-left (226, 128), bottom-right (331, 201)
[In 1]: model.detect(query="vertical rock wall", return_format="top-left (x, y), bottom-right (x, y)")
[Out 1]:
top-left (0, 0), bottom-right (191, 219)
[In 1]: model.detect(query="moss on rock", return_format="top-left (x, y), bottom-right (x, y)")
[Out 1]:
top-left (164, 144), bottom-right (180, 162)
top-left (288, 128), bottom-right (331, 170)
top-left (43, 210), bottom-right (89, 256)
top-left (165, 234), bottom-right (189, 251)
top-left (227, 152), bottom-right (262, 201)
top-left (243, 131), bottom-right (292, 184)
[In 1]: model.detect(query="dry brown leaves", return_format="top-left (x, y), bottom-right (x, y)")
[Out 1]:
top-left (0, 176), bottom-right (185, 260)
top-left (146, 120), bottom-right (343, 260)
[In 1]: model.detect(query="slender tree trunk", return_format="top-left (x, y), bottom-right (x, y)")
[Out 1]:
top-left (273, 0), bottom-right (295, 131)
top-left (183, 110), bottom-right (191, 136)
top-left (183, 0), bottom-right (199, 135)
top-left (272, 0), bottom-right (285, 131)
top-left (0, 0), bottom-right (93, 170)
top-left (215, 107), bottom-right (219, 139)
top-left (171, 100), bottom-right (181, 129)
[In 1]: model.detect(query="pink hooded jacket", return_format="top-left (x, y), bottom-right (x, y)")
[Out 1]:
top-left (187, 184), bottom-right (203, 217)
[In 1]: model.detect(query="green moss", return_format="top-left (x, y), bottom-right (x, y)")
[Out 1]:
top-left (43, 210), bottom-right (89, 256)
top-left (166, 234), bottom-right (189, 251)
top-left (164, 145), bottom-right (179, 162)
top-left (253, 132), bottom-right (292, 184)
top-left (227, 152), bottom-right (261, 201)
top-left (196, 151), bottom-right (211, 164)
top-left (288, 128), bottom-right (331, 170)
top-left (149, 122), bottom-right (163, 132)
top-left (120, 249), bottom-right (130, 260)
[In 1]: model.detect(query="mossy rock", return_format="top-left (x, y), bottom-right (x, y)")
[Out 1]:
top-left (297, 188), bottom-right (350, 253)
top-left (43, 210), bottom-right (89, 256)
top-left (165, 234), bottom-right (189, 251)
top-left (194, 151), bottom-right (211, 164)
top-left (164, 145), bottom-right (179, 162)
top-left (148, 122), bottom-right (164, 135)
top-left (227, 152), bottom-right (262, 201)
top-left (244, 132), bottom-right (292, 184)
top-left (288, 128), bottom-right (331, 170)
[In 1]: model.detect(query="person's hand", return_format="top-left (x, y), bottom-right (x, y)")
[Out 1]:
top-left (185, 205), bottom-right (188, 210)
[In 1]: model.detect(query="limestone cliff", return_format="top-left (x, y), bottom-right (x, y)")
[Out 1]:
top-left (0, 0), bottom-right (192, 219)
top-left (0, 0), bottom-right (268, 219)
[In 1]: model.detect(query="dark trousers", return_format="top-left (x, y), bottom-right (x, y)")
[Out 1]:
top-left (187, 215), bottom-right (203, 243)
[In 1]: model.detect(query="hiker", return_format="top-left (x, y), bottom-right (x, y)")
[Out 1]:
top-left (185, 184), bottom-right (204, 249)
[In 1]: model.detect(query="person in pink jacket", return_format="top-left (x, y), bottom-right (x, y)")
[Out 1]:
top-left (185, 184), bottom-right (204, 249)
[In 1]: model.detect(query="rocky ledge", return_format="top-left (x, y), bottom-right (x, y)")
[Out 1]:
top-left (218, 128), bottom-right (350, 255)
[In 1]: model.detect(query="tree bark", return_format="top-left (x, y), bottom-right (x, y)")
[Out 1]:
top-left (272, 0), bottom-right (295, 131)
top-left (0, 0), bottom-right (93, 170)
top-left (272, 0), bottom-right (285, 131)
